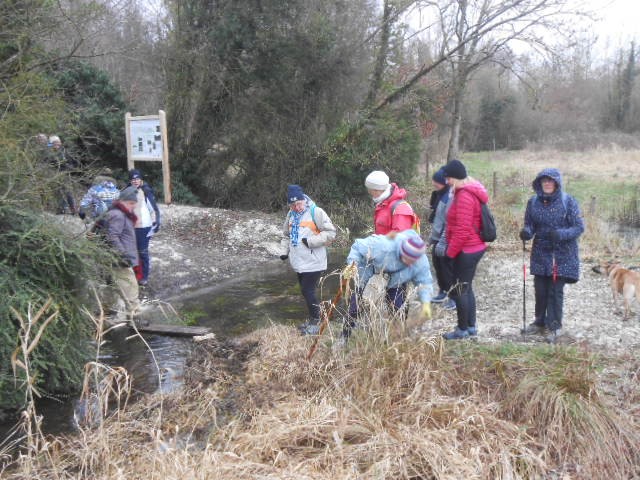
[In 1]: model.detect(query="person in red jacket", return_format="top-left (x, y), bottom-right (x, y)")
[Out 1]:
top-left (364, 170), bottom-right (416, 234)
top-left (437, 159), bottom-right (489, 340)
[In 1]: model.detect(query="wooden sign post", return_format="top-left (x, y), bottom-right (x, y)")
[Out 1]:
top-left (125, 110), bottom-right (171, 204)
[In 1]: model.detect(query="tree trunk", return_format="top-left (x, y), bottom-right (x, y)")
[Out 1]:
top-left (366, 0), bottom-right (392, 108)
top-left (447, 89), bottom-right (463, 161)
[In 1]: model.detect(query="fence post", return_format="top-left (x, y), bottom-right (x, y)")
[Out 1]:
top-left (589, 196), bottom-right (597, 216)
top-left (492, 171), bottom-right (498, 199)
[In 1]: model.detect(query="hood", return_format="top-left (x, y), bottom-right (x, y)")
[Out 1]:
top-left (456, 180), bottom-right (489, 204)
top-left (303, 194), bottom-right (316, 210)
top-left (532, 168), bottom-right (563, 199)
top-left (94, 175), bottom-right (117, 186)
top-left (380, 183), bottom-right (407, 205)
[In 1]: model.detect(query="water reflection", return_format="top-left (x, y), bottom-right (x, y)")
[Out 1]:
top-left (176, 252), bottom-right (345, 337)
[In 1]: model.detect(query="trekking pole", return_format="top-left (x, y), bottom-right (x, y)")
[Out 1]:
top-left (552, 244), bottom-right (558, 284)
top-left (522, 240), bottom-right (527, 338)
top-left (307, 268), bottom-right (352, 361)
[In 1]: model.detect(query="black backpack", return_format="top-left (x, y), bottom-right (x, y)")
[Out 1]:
top-left (477, 202), bottom-right (497, 242)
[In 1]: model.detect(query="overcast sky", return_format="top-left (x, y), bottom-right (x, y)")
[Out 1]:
top-left (589, 0), bottom-right (639, 42)
top-left (405, 0), bottom-right (638, 59)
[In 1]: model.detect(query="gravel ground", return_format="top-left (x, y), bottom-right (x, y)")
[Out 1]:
top-left (98, 203), bottom-right (640, 355)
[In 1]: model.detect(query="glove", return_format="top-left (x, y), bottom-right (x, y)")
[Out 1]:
top-left (279, 254), bottom-right (288, 261)
top-left (421, 302), bottom-right (432, 320)
top-left (519, 229), bottom-right (528, 241)
top-left (435, 242), bottom-right (447, 257)
top-left (342, 263), bottom-right (357, 280)
top-left (78, 211), bottom-right (86, 220)
top-left (301, 238), bottom-right (309, 247)
top-left (550, 230), bottom-right (561, 242)
top-left (153, 222), bottom-right (160, 233)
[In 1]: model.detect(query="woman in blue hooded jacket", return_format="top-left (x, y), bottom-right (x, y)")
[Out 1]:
top-left (519, 168), bottom-right (584, 342)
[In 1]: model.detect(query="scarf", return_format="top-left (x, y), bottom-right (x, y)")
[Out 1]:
top-left (289, 208), bottom-right (305, 246)
top-left (112, 201), bottom-right (138, 225)
top-left (373, 184), bottom-right (392, 204)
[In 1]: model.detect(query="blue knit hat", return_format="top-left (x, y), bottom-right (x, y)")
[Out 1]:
top-left (128, 169), bottom-right (143, 180)
top-left (287, 184), bottom-right (305, 204)
top-left (432, 167), bottom-right (447, 185)
top-left (443, 159), bottom-right (467, 180)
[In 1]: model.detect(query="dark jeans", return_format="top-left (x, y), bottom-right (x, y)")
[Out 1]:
top-left (533, 275), bottom-right (566, 331)
top-left (344, 283), bottom-right (407, 336)
top-left (297, 271), bottom-right (323, 320)
top-left (449, 250), bottom-right (484, 331)
top-left (431, 245), bottom-right (454, 294)
top-left (135, 227), bottom-right (152, 282)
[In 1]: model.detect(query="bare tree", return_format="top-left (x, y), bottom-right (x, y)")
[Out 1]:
top-left (376, 0), bottom-right (588, 159)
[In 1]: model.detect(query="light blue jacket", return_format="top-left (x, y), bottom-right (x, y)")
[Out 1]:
top-left (346, 230), bottom-right (433, 302)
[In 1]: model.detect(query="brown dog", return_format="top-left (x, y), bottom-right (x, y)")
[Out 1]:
top-left (594, 261), bottom-right (640, 320)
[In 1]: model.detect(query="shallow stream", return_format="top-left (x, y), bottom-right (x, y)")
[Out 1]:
top-left (1, 253), bottom-right (345, 440)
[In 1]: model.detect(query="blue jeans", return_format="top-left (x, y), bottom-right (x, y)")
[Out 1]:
top-left (135, 227), bottom-right (152, 282)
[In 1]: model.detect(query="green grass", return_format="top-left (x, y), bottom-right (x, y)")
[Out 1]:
top-left (445, 341), bottom-right (601, 396)
top-left (460, 151), bottom-right (640, 216)
top-left (180, 308), bottom-right (207, 326)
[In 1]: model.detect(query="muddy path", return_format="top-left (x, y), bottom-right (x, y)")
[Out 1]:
top-left (149, 204), bottom-right (639, 356)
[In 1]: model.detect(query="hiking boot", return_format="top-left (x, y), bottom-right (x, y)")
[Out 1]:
top-left (299, 318), bottom-right (321, 336)
top-left (467, 326), bottom-right (477, 336)
top-left (442, 328), bottom-right (470, 340)
top-left (333, 336), bottom-right (348, 350)
top-left (520, 322), bottom-right (545, 335)
top-left (301, 324), bottom-right (321, 335)
top-left (431, 291), bottom-right (447, 303)
top-left (544, 328), bottom-right (563, 344)
top-left (442, 298), bottom-right (457, 311)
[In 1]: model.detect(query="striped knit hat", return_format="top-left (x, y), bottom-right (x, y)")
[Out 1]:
top-left (400, 236), bottom-right (426, 262)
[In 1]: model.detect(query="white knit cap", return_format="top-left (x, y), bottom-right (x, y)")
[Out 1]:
top-left (365, 170), bottom-right (390, 190)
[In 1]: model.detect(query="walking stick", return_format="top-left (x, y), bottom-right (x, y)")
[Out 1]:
top-left (552, 246), bottom-right (558, 284)
top-left (522, 240), bottom-right (527, 338)
top-left (307, 270), bottom-right (351, 361)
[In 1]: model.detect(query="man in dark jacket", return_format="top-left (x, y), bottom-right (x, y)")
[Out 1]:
top-left (519, 168), bottom-right (584, 342)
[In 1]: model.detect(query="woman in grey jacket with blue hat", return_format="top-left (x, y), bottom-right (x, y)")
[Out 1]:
top-left (280, 185), bottom-right (336, 335)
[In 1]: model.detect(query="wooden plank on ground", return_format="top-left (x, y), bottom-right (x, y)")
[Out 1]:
top-left (136, 324), bottom-right (211, 337)
top-left (105, 319), bottom-right (211, 337)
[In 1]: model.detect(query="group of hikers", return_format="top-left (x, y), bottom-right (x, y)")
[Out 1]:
top-left (68, 165), bottom-right (160, 319)
top-left (45, 138), bottom-right (583, 343)
top-left (280, 160), bottom-right (584, 344)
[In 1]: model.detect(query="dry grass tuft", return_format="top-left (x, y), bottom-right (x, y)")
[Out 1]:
top-left (4, 317), bottom-right (640, 479)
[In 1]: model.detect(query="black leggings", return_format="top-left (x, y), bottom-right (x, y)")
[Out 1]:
top-left (449, 250), bottom-right (484, 331)
top-left (297, 271), bottom-right (323, 320)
